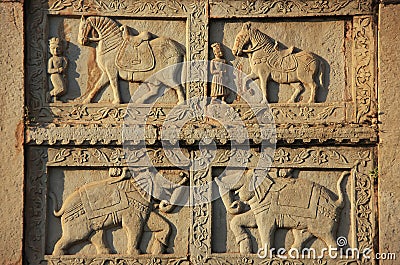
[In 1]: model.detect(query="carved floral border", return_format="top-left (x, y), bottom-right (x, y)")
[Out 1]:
top-left (209, 0), bottom-right (373, 17)
top-left (26, 122), bottom-right (377, 146)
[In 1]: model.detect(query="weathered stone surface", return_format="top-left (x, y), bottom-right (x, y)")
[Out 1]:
top-left (0, 2), bottom-right (24, 264)
top-left (378, 4), bottom-right (400, 264)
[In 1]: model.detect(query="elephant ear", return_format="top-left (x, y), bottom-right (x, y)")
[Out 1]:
top-left (131, 170), bottom-right (154, 201)
top-left (250, 171), bottom-right (274, 203)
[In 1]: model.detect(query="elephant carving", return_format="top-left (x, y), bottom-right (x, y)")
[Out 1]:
top-left (49, 167), bottom-right (188, 255)
top-left (215, 169), bottom-right (349, 254)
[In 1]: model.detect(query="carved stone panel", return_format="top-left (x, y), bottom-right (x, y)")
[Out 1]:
top-left (24, 1), bottom-right (378, 264)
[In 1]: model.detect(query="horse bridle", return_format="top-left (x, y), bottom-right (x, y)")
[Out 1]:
top-left (82, 19), bottom-right (101, 42)
top-left (234, 31), bottom-right (248, 54)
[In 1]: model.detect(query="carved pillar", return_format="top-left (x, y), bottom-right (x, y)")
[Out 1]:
top-left (0, 2), bottom-right (25, 263)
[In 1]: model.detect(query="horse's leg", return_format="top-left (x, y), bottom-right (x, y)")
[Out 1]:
top-left (105, 67), bottom-right (120, 104)
top-left (302, 81), bottom-right (317, 103)
top-left (135, 81), bottom-right (162, 104)
top-left (83, 72), bottom-right (109, 104)
top-left (288, 82), bottom-right (304, 103)
top-left (298, 58), bottom-right (318, 103)
top-left (174, 85), bottom-right (185, 105)
top-left (247, 72), bottom-right (259, 80)
top-left (259, 74), bottom-right (268, 104)
top-left (308, 81), bottom-right (317, 103)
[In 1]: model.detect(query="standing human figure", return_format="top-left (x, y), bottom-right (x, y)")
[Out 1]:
top-left (48, 37), bottom-right (68, 101)
top-left (210, 43), bottom-right (228, 104)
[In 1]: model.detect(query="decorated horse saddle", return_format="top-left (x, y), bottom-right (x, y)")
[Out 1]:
top-left (116, 30), bottom-right (156, 72)
top-left (266, 50), bottom-right (298, 73)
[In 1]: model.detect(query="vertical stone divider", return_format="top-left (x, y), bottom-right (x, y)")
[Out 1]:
top-left (26, 0), bottom-right (48, 122)
top-left (378, 4), bottom-right (400, 264)
top-left (186, 0), bottom-right (209, 99)
top-left (190, 150), bottom-right (213, 264)
top-left (353, 15), bottom-right (376, 123)
top-left (24, 148), bottom-right (48, 265)
top-left (0, 2), bottom-right (25, 263)
top-left (186, 2), bottom-right (210, 263)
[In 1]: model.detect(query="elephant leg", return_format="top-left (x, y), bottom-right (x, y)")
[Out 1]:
top-left (255, 213), bottom-right (276, 254)
top-left (230, 211), bottom-right (257, 254)
top-left (122, 213), bottom-right (143, 255)
top-left (316, 232), bottom-right (338, 249)
top-left (83, 72), bottom-right (110, 104)
top-left (90, 230), bottom-right (110, 254)
top-left (291, 229), bottom-right (313, 250)
top-left (53, 222), bottom-right (92, 255)
top-left (146, 212), bottom-right (171, 254)
top-left (288, 82), bottom-right (304, 103)
top-left (53, 236), bottom-right (69, 255)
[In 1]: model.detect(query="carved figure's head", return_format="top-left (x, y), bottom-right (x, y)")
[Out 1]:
top-left (232, 22), bottom-right (252, 56)
top-left (49, 37), bottom-right (62, 56)
top-left (211, 42), bottom-right (224, 58)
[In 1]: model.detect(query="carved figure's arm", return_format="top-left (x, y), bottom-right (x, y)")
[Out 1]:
top-left (47, 58), bottom-right (59, 74)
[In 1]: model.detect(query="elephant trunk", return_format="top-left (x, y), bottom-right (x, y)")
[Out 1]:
top-left (215, 178), bottom-right (245, 215)
top-left (159, 176), bottom-right (189, 213)
top-left (336, 171), bottom-right (350, 209)
top-left (159, 200), bottom-right (175, 213)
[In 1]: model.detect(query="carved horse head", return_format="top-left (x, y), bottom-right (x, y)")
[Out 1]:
top-left (78, 16), bottom-right (120, 46)
top-left (232, 22), bottom-right (253, 56)
top-left (78, 16), bottom-right (90, 45)
top-left (232, 22), bottom-right (275, 56)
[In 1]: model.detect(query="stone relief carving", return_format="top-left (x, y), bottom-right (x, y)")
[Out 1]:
top-left (210, 43), bottom-right (229, 104)
top-left (50, 167), bottom-right (187, 255)
top-left (77, 16), bottom-right (185, 104)
top-left (48, 37), bottom-right (68, 101)
top-left (24, 146), bottom-right (375, 264)
top-left (232, 22), bottom-right (323, 103)
top-left (25, 1), bottom-right (378, 264)
top-left (215, 169), bottom-right (349, 254)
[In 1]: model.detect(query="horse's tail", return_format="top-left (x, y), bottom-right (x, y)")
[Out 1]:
top-left (318, 59), bottom-right (325, 90)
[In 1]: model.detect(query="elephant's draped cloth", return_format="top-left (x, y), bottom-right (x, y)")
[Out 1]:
top-left (269, 179), bottom-right (320, 219)
top-left (79, 180), bottom-right (130, 220)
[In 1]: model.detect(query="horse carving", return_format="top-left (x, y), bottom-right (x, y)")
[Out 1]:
top-left (78, 16), bottom-right (185, 104)
top-left (232, 22), bottom-right (324, 104)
